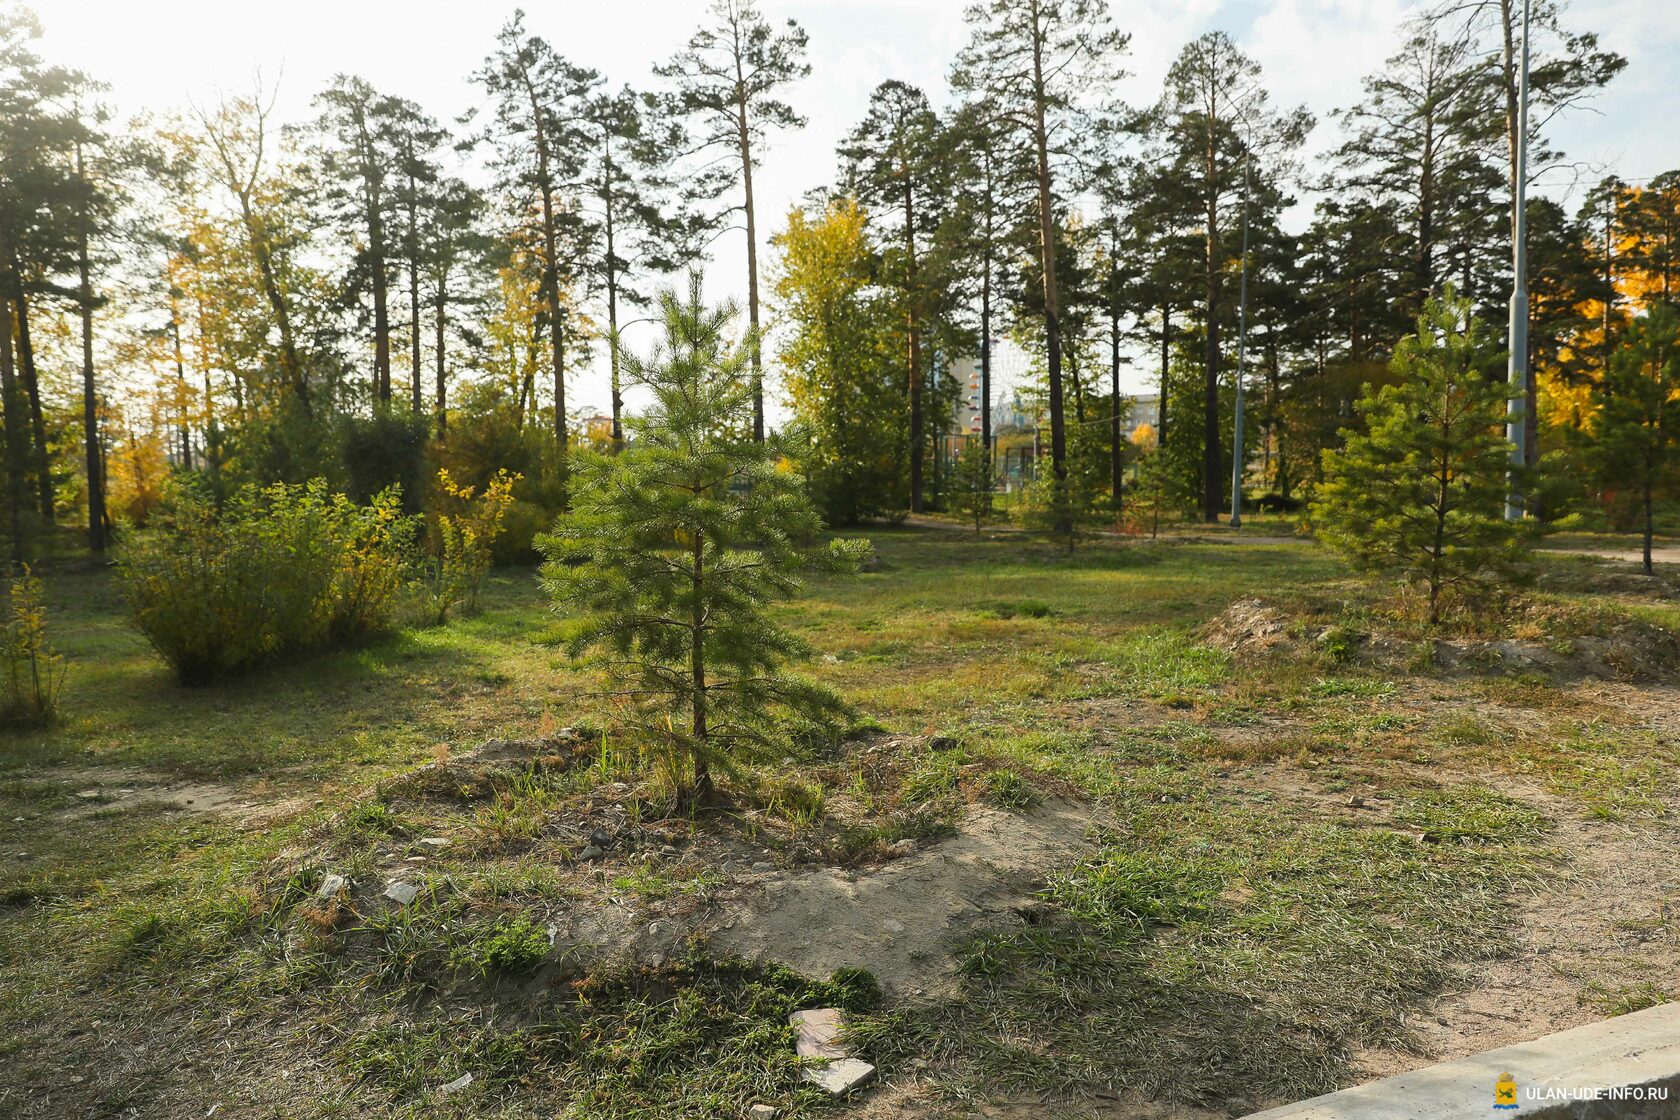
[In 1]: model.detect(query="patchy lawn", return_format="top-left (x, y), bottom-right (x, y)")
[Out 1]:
top-left (1, 528), bottom-right (1676, 1119)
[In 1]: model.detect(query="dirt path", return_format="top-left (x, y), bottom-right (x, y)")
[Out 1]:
top-left (1541, 545), bottom-right (1680, 567)
top-left (900, 515), bottom-right (1300, 548)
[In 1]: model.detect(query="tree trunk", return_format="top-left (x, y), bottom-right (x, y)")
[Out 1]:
top-left (1028, 0), bottom-right (1069, 533)
top-left (980, 198), bottom-right (994, 470)
top-left (407, 169), bottom-right (422, 414)
top-left (906, 181), bottom-right (923, 512)
top-left (604, 144), bottom-right (624, 445)
top-left (165, 260), bottom-right (193, 471)
top-left (1203, 205), bottom-right (1223, 521)
top-left (1110, 280), bottom-right (1123, 512)
top-left (689, 529), bottom-right (711, 804)
top-left (1644, 477), bottom-right (1655, 576)
top-left (0, 255), bottom-right (25, 563)
top-left (434, 265), bottom-right (449, 435)
top-left (524, 73), bottom-right (567, 455)
top-left (11, 274), bottom-right (53, 520)
top-left (1158, 303), bottom-right (1170, 442)
top-left (735, 86), bottom-right (764, 442)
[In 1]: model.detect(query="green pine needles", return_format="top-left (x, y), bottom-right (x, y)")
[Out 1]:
top-left (539, 275), bottom-right (872, 806)
top-left (1313, 290), bottom-right (1528, 624)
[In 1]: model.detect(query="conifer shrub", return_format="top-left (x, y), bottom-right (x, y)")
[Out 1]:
top-left (1312, 291), bottom-right (1529, 623)
top-left (539, 275), bottom-right (871, 807)
top-left (118, 479), bottom-right (412, 684)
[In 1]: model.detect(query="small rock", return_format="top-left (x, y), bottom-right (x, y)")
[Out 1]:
top-left (589, 829), bottom-right (615, 849)
top-left (1346, 795), bottom-right (1366, 809)
top-left (748, 1105), bottom-right (778, 1120)
top-left (75, 789), bottom-right (101, 801)
top-left (577, 846), bottom-right (605, 863)
top-left (802, 1058), bottom-right (875, 1096)
top-left (439, 1072), bottom-right (473, 1095)
top-left (315, 873), bottom-right (348, 901)
top-left (927, 735), bottom-right (959, 752)
top-left (789, 1009), bottom-right (848, 1060)
top-left (382, 881), bottom-right (421, 906)
top-left (889, 839), bottom-right (916, 855)
top-left (751, 861), bottom-right (772, 873)
top-left (882, 918), bottom-right (905, 934)
top-left (419, 837), bottom-right (451, 848)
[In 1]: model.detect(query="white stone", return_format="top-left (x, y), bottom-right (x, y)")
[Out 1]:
top-left (801, 1058), bottom-right (875, 1096)
top-left (419, 836), bottom-right (451, 848)
top-left (382, 881), bottom-right (421, 906)
top-left (315, 873), bottom-right (348, 901)
top-left (439, 1072), bottom-right (473, 1094)
top-left (789, 1008), bottom-right (847, 1060)
top-left (748, 1105), bottom-right (778, 1120)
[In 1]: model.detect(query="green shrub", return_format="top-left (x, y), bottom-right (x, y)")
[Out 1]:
top-left (117, 479), bottom-right (412, 684)
top-left (0, 565), bottom-right (65, 726)
top-left (469, 915), bottom-right (549, 977)
top-left (416, 468), bottom-right (518, 625)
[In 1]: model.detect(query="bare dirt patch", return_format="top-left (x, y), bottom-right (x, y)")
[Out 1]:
top-left (709, 799), bottom-right (1099, 1000)
top-left (1231, 763), bottom-right (1680, 1083)
top-left (1357, 786), bottom-right (1680, 1079)
top-left (26, 766), bottom-right (306, 828)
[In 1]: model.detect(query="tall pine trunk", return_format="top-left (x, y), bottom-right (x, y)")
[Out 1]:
top-left (1028, 0), bottom-right (1069, 532)
top-left (734, 87), bottom-right (764, 442)
top-left (0, 246), bottom-right (27, 563)
top-left (434, 265), bottom-right (449, 435)
top-left (10, 272), bottom-right (53, 520)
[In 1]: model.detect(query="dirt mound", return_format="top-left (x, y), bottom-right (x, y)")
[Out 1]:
top-left (1433, 610), bottom-right (1680, 682)
top-left (1201, 599), bottom-right (1298, 654)
top-left (1202, 594), bottom-right (1680, 682)
top-left (708, 799), bottom-right (1097, 1001)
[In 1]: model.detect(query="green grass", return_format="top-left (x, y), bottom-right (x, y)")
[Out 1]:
top-left (1, 529), bottom-right (1675, 1118)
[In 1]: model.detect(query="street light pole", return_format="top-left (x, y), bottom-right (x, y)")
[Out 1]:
top-left (1229, 156), bottom-right (1253, 530)
top-left (1505, 0), bottom-right (1532, 520)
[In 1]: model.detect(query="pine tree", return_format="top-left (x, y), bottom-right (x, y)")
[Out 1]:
top-left (1313, 290), bottom-right (1525, 624)
top-left (952, 0), bottom-right (1129, 534)
top-left (539, 274), bottom-right (870, 807)
top-left (472, 13), bottom-right (601, 450)
top-left (1155, 31), bottom-right (1311, 522)
top-left (948, 438), bottom-right (996, 532)
top-left (1585, 306), bottom-right (1679, 575)
top-left (657, 0), bottom-right (810, 444)
top-left (839, 80), bottom-right (945, 512)
top-left (579, 85), bottom-right (691, 444)
top-left (939, 100), bottom-right (1033, 478)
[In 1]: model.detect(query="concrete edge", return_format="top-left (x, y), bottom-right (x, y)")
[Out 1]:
top-left (1240, 1002), bottom-right (1680, 1120)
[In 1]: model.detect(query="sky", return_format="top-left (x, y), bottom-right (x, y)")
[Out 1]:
top-left (32, 0), bottom-right (1680, 409)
